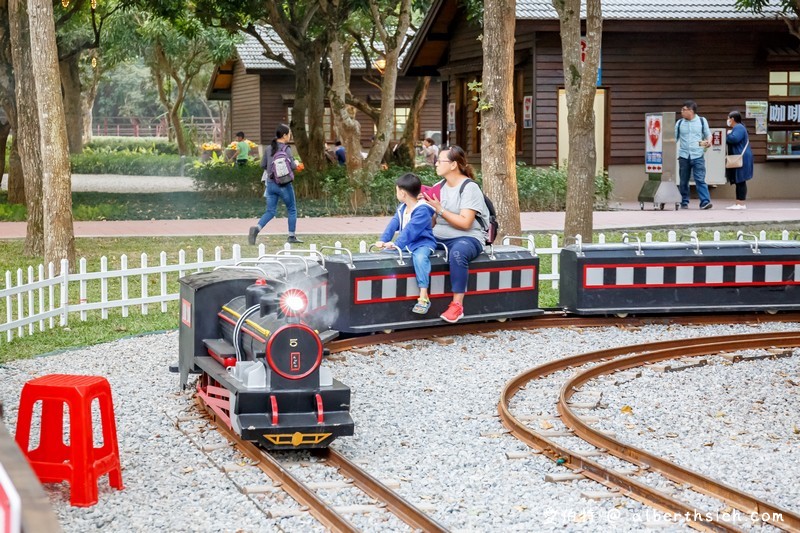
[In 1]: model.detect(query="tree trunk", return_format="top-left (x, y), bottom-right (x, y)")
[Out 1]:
top-left (482, 0), bottom-right (520, 240)
top-left (7, 135), bottom-right (26, 204)
top-left (328, 36), bottom-right (366, 212)
top-left (28, 0), bottom-right (75, 266)
top-left (0, 119), bottom-right (10, 180)
top-left (81, 52), bottom-right (100, 144)
top-left (59, 53), bottom-right (84, 154)
top-left (305, 48), bottom-right (328, 172)
top-left (396, 76), bottom-right (430, 167)
top-left (553, 0), bottom-right (602, 243)
top-left (9, 0), bottom-right (44, 256)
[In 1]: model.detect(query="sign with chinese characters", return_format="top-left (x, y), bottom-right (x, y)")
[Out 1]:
top-left (523, 96), bottom-right (533, 128)
top-left (645, 113), bottom-right (663, 173)
top-left (768, 100), bottom-right (800, 129)
top-left (746, 100), bottom-right (768, 134)
top-left (447, 102), bottom-right (456, 132)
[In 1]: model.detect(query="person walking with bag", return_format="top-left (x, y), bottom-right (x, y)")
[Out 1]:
top-left (248, 124), bottom-right (303, 245)
top-left (724, 111), bottom-right (754, 210)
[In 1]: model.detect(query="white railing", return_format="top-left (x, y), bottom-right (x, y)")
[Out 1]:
top-left (1, 230), bottom-right (792, 345)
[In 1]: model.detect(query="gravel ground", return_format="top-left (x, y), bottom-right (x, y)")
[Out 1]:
top-left (1, 321), bottom-right (798, 532)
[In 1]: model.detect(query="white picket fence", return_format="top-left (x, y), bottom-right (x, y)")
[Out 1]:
top-left (1, 230), bottom-right (792, 345)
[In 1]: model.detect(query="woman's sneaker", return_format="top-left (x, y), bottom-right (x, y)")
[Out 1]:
top-left (412, 298), bottom-right (431, 314)
top-left (440, 301), bottom-right (464, 323)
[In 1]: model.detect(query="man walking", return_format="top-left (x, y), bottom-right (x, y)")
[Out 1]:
top-left (676, 101), bottom-right (713, 209)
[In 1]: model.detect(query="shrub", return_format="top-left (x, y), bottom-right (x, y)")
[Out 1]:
top-left (0, 198), bottom-right (26, 221)
top-left (84, 137), bottom-right (180, 155)
top-left (516, 162), bottom-right (612, 211)
top-left (190, 155), bottom-right (263, 196)
top-left (71, 149), bottom-right (188, 176)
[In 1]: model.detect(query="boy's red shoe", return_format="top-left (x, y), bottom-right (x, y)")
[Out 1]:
top-left (440, 301), bottom-right (464, 323)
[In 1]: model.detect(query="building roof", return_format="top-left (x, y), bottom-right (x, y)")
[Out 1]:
top-left (516, 0), bottom-right (789, 20)
top-left (237, 27), bottom-right (372, 71)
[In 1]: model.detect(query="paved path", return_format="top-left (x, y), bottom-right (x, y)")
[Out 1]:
top-left (1, 174), bottom-right (799, 238)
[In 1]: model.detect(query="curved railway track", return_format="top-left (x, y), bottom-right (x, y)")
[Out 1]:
top-left (499, 331), bottom-right (800, 532)
top-left (182, 397), bottom-right (447, 533)
top-left (326, 311), bottom-right (800, 353)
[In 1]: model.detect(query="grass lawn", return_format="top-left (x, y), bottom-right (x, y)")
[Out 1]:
top-left (1, 226), bottom-right (797, 363)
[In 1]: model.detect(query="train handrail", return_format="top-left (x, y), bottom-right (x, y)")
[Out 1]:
top-left (502, 235), bottom-right (537, 256)
top-left (435, 242), bottom-right (449, 262)
top-left (319, 246), bottom-right (355, 269)
top-left (257, 254), bottom-right (311, 276)
top-left (216, 262), bottom-right (288, 279)
top-left (368, 244), bottom-right (406, 266)
top-left (678, 233), bottom-right (703, 255)
top-left (736, 231), bottom-right (761, 254)
top-left (484, 243), bottom-right (496, 261)
top-left (274, 249), bottom-right (326, 268)
top-left (565, 235), bottom-right (584, 256)
top-left (621, 233), bottom-right (644, 256)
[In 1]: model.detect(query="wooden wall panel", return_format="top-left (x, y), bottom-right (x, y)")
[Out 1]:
top-left (230, 60), bottom-right (263, 145)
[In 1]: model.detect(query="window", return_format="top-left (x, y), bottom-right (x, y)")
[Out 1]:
top-left (767, 70), bottom-right (800, 157)
top-left (377, 107), bottom-right (411, 141)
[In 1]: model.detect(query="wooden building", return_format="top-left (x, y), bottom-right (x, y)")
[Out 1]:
top-left (402, 0), bottom-right (800, 201)
top-left (207, 28), bottom-right (442, 150)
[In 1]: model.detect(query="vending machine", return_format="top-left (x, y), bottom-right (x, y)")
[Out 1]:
top-left (638, 112), bottom-right (682, 210)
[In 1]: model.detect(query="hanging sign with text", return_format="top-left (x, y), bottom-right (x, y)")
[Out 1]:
top-left (523, 96), bottom-right (533, 128)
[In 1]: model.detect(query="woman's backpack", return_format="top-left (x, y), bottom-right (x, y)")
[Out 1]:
top-left (270, 144), bottom-right (295, 185)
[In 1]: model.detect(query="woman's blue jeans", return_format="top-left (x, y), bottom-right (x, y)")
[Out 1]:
top-left (258, 180), bottom-right (297, 232)
top-left (438, 237), bottom-right (483, 294)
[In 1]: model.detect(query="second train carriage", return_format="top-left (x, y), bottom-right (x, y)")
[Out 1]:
top-left (560, 235), bottom-right (800, 315)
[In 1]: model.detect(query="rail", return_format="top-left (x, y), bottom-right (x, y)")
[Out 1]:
top-left (1, 230), bottom-right (794, 346)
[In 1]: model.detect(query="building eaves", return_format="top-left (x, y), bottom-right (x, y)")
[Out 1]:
top-left (517, 0), bottom-right (789, 20)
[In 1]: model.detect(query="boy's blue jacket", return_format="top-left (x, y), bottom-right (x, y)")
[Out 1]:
top-left (379, 201), bottom-right (437, 252)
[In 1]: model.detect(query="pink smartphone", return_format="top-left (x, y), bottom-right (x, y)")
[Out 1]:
top-left (421, 183), bottom-right (441, 201)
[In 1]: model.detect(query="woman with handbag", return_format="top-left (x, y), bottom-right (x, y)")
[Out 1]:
top-left (724, 111), bottom-right (754, 210)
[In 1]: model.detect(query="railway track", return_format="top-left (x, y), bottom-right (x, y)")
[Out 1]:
top-left (177, 397), bottom-right (447, 533)
top-left (327, 311), bottom-right (800, 353)
top-left (499, 331), bottom-right (800, 532)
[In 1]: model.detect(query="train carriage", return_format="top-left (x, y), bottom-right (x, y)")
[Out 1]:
top-left (560, 237), bottom-right (800, 315)
top-left (325, 245), bottom-right (543, 334)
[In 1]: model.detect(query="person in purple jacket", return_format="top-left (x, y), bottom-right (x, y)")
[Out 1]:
top-left (375, 173), bottom-right (437, 314)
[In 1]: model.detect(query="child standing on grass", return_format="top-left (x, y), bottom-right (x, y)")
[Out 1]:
top-left (375, 173), bottom-right (437, 314)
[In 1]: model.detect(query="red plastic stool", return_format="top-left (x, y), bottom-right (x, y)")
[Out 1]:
top-left (14, 374), bottom-right (123, 507)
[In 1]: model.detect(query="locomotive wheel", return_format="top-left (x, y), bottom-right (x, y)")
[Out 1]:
top-left (497, 318), bottom-right (508, 323)
top-left (615, 312), bottom-right (629, 318)
top-left (765, 309), bottom-right (778, 315)
top-left (383, 329), bottom-right (394, 334)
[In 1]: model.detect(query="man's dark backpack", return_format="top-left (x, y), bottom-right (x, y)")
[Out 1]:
top-left (438, 178), bottom-right (499, 245)
top-left (270, 144), bottom-right (295, 185)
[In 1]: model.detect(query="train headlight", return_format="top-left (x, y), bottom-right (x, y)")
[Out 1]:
top-left (279, 289), bottom-right (308, 316)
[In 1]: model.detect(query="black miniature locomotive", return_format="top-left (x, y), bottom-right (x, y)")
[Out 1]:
top-left (178, 260), bottom-right (354, 449)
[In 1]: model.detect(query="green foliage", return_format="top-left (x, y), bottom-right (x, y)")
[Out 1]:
top-left (467, 80), bottom-right (492, 113)
top-left (70, 149), bottom-right (188, 176)
top-left (84, 137), bottom-right (180, 155)
top-left (190, 156), bottom-right (263, 196)
top-left (72, 204), bottom-right (118, 221)
top-left (516, 163), bottom-right (612, 211)
top-left (0, 199), bottom-right (26, 221)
